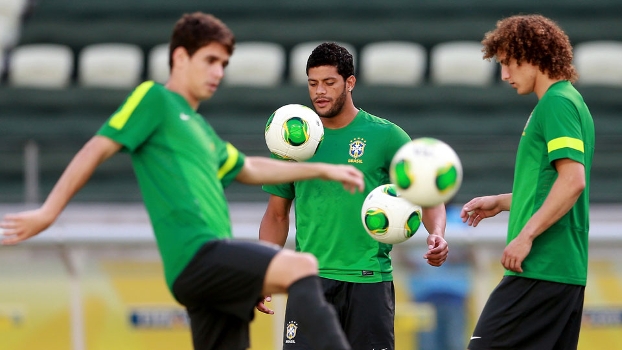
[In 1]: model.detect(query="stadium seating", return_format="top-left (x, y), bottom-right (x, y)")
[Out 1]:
top-left (2, 0), bottom-right (622, 203)
top-left (574, 41), bottom-right (622, 87)
top-left (0, 14), bottom-right (17, 50)
top-left (9, 44), bottom-right (73, 88)
top-left (148, 43), bottom-right (169, 84)
top-left (223, 41), bottom-right (286, 87)
top-left (0, 0), bottom-right (27, 19)
top-left (359, 41), bottom-right (427, 86)
top-left (0, 0), bottom-right (27, 50)
top-left (0, 45), bottom-right (4, 76)
top-left (78, 43), bottom-right (143, 88)
top-left (430, 41), bottom-right (496, 86)
top-left (14, 1), bottom-right (622, 57)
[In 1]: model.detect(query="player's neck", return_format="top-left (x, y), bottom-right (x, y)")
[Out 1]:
top-left (321, 103), bottom-right (359, 129)
top-left (165, 80), bottom-right (200, 110)
top-left (164, 74), bottom-right (201, 111)
top-left (534, 74), bottom-right (562, 100)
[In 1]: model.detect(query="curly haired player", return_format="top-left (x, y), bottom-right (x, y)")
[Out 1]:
top-left (461, 14), bottom-right (595, 350)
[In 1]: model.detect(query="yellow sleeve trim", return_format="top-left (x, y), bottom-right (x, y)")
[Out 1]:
top-left (108, 81), bottom-right (155, 130)
top-left (218, 143), bottom-right (240, 179)
top-left (547, 136), bottom-right (584, 153)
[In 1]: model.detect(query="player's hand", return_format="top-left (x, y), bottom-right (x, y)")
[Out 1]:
top-left (460, 195), bottom-right (503, 227)
top-left (256, 295), bottom-right (274, 315)
top-left (423, 234), bottom-right (448, 267)
top-left (1, 209), bottom-right (53, 245)
top-left (323, 165), bottom-right (365, 193)
top-left (501, 235), bottom-right (532, 273)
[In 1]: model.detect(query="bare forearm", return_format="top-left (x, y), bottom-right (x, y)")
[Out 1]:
top-left (520, 167), bottom-right (584, 241)
top-left (237, 157), bottom-right (331, 185)
top-left (259, 218), bottom-right (289, 247)
top-left (496, 193), bottom-right (512, 211)
top-left (422, 203), bottom-right (446, 237)
top-left (259, 196), bottom-right (292, 247)
top-left (42, 137), bottom-right (120, 220)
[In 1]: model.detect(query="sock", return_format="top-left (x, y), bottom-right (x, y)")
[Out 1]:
top-left (286, 275), bottom-right (351, 350)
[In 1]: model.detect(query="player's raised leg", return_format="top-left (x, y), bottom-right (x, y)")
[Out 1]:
top-left (263, 250), bottom-right (351, 350)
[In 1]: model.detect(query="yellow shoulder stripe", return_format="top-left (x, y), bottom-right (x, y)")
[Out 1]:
top-left (218, 143), bottom-right (240, 179)
top-left (108, 81), bottom-right (155, 130)
top-left (547, 136), bottom-right (584, 153)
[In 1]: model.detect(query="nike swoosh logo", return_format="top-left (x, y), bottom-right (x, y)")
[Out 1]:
top-left (470, 336), bottom-right (481, 340)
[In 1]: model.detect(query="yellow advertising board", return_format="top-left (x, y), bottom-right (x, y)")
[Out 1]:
top-left (0, 251), bottom-right (71, 350)
top-left (1, 247), bottom-right (621, 350)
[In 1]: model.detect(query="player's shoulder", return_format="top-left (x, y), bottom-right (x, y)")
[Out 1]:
top-left (140, 80), bottom-right (168, 96)
top-left (358, 109), bottom-right (402, 128)
top-left (131, 81), bottom-right (171, 99)
top-left (536, 82), bottom-right (587, 123)
top-left (357, 109), bottom-right (408, 136)
top-left (541, 81), bottom-right (583, 104)
top-left (122, 81), bottom-right (176, 110)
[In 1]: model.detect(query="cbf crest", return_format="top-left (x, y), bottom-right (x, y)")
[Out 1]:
top-left (285, 321), bottom-right (298, 343)
top-left (348, 137), bottom-right (366, 164)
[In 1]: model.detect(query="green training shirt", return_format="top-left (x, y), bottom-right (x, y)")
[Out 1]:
top-left (263, 110), bottom-right (412, 283)
top-left (97, 81), bottom-right (246, 290)
top-left (507, 81), bottom-right (594, 286)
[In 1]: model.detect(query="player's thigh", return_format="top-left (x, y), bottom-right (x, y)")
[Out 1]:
top-left (172, 239), bottom-right (279, 320)
top-left (342, 281), bottom-right (395, 350)
top-left (469, 276), bottom-right (585, 350)
top-left (553, 286), bottom-right (585, 350)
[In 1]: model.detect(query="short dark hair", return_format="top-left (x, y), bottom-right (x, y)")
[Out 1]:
top-left (482, 14), bottom-right (577, 82)
top-left (306, 42), bottom-right (355, 81)
top-left (168, 12), bottom-right (235, 69)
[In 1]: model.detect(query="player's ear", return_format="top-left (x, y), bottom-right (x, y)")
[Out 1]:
top-left (171, 46), bottom-right (190, 70)
top-left (346, 75), bottom-right (356, 92)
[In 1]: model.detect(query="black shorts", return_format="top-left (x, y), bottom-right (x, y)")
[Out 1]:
top-left (468, 276), bottom-right (585, 350)
top-left (172, 239), bottom-right (280, 350)
top-left (283, 278), bottom-right (395, 350)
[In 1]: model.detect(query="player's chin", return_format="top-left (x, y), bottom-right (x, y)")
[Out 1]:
top-left (313, 103), bottom-right (331, 115)
top-left (200, 90), bottom-right (216, 101)
top-left (205, 83), bottom-right (220, 94)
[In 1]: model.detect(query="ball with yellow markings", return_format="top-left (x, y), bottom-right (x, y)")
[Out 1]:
top-left (390, 137), bottom-right (463, 207)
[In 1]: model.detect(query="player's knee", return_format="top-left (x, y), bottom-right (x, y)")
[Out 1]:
top-left (287, 252), bottom-right (319, 283)
top-left (281, 251), bottom-right (318, 277)
top-left (285, 252), bottom-right (318, 289)
top-left (264, 250), bottom-right (318, 292)
top-left (295, 252), bottom-right (318, 274)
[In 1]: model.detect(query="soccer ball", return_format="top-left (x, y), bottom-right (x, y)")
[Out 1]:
top-left (390, 137), bottom-right (463, 207)
top-left (361, 184), bottom-right (423, 244)
top-left (264, 104), bottom-right (324, 161)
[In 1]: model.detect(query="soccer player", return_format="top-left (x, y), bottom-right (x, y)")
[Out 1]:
top-left (460, 14), bottom-right (594, 349)
top-left (0, 13), bottom-right (362, 350)
top-left (259, 42), bottom-right (449, 350)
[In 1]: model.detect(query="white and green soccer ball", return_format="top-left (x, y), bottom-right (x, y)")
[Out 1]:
top-left (361, 184), bottom-right (423, 244)
top-left (390, 137), bottom-right (463, 207)
top-left (264, 104), bottom-right (324, 162)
